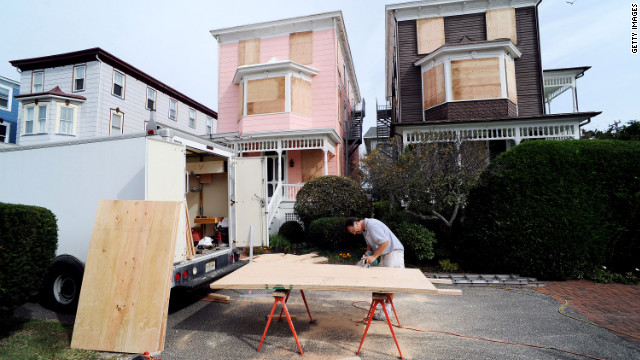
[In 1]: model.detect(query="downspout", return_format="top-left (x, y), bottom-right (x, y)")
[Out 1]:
top-left (95, 55), bottom-right (103, 136)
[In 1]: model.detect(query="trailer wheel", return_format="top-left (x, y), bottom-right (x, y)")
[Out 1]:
top-left (41, 258), bottom-right (84, 313)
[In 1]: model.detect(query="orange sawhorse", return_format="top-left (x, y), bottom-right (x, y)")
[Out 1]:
top-left (257, 289), bottom-right (314, 355)
top-left (357, 292), bottom-right (403, 359)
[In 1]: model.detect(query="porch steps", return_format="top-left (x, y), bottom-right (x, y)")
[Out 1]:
top-left (425, 273), bottom-right (544, 287)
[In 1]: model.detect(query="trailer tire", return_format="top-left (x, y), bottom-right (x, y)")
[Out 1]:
top-left (41, 257), bottom-right (84, 313)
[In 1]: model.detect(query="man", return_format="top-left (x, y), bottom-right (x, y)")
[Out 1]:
top-left (345, 217), bottom-right (404, 321)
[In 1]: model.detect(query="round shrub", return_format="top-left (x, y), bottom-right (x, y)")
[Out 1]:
top-left (460, 140), bottom-right (640, 280)
top-left (278, 221), bottom-right (305, 244)
top-left (396, 222), bottom-right (436, 265)
top-left (294, 176), bottom-right (369, 228)
top-left (307, 217), bottom-right (361, 250)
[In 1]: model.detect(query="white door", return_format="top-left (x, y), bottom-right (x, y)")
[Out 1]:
top-left (232, 157), bottom-right (267, 247)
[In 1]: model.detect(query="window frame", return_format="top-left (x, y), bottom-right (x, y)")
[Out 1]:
top-left (169, 98), bottom-right (178, 121)
top-left (206, 116), bottom-right (213, 134)
top-left (112, 70), bottom-right (126, 99)
top-left (0, 84), bottom-right (12, 111)
top-left (109, 109), bottom-right (124, 135)
top-left (23, 102), bottom-right (49, 135)
top-left (32, 71), bottom-right (44, 93)
top-left (0, 122), bottom-right (10, 143)
top-left (72, 65), bottom-right (86, 92)
top-left (146, 87), bottom-right (157, 111)
top-left (188, 108), bottom-right (196, 128)
top-left (56, 102), bottom-right (78, 136)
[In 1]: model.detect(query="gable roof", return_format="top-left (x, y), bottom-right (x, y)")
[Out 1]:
top-left (10, 48), bottom-right (217, 118)
top-left (14, 86), bottom-right (87, 101)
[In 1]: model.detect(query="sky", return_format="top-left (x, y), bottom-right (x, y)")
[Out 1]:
top-left (0, 0), bottom-right (638, 133)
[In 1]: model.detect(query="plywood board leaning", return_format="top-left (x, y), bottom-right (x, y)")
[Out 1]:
top-left (185, 206), bottom-right (195, 260)
top-left (486, 7), bottom-right (517, 45)
top-left (416, 17), bottom-right (445, 54)
top-left (211, 262), bottom-right (462, 295)
top-left (71, 200), bottom-right (182, 354)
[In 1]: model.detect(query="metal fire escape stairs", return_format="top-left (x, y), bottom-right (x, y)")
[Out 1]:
top-left (344, 98), bottom-right (365, 177)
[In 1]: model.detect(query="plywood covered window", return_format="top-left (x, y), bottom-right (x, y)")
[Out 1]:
top-left (238, 38), bottom-right (260, 66)
top-left (291, 77), bottom-right (312, 116)
top-left (505, 57), bottom-right (518, 103)
top-left (246, 77), bottom-right (285, 115)
top-left (416, 17), bottom-right (445, 54)
top-left (486, 8), bottom-right (517, 44)
top-left (451, 58), bottom-right (501, 101)
top-left (289, 31), bottom-right (313, 65)
top-left (422, 63), bottom-right (445, 109)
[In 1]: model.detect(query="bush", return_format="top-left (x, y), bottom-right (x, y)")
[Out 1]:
top-left (372, 200), bottom-right (391, 220)
top-left (294, 176), bottom-right (369, 228)
top-left (269, 234), bottom-right (293, 253)
top-left (0, 203), bottom-right (58, 316)
top-left (396, 222), bottom-right (436, 265)
top-left (460, 140), bottom-right (640, 280)
top-left (278, 221), bottom-right (305, 244)
top-left (307, 217), bottom-right (362, 250)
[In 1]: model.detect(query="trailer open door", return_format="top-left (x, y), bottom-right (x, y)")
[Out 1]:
top-left (230, 157), bottom-right (268, 247)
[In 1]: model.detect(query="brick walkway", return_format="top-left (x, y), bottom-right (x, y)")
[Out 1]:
top-left (537, 280), bottom-right (640, 346)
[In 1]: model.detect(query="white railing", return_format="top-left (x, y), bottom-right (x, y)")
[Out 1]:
top-left (282, 183), bottom-right (305, 201)
top-left (267, 182), bottom-right (283, 227)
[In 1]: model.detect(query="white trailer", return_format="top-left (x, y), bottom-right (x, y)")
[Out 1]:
top-left (0, 128), bottom-right (268, 312)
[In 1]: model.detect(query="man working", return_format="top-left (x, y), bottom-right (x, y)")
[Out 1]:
top-left (345, 217), bottom-right (404, 320)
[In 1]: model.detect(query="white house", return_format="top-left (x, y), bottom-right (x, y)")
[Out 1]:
top-left (10, 48), bottom-right (217, 146)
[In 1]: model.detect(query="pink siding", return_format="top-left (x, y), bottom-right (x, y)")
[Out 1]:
top-left (217, 42), bottom-right (240, 133)
top-left (288, 150), bottom-right (303, 183)
top-left (260, 36), bottom-right (288, 63)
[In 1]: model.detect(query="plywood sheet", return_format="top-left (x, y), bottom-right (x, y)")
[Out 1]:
top-left (417, 17), bottom-right (445, 54)
top-left (71, 200), bottom-right (182, 354)
top-left (252, 253), bottom-right (328, 264)
top-left (186, 161), bottom-right (225, 174)
top-left (247, 77), bottom-right (285, 115)
top-left (289, 31), bottom-right (313, 65)
top-left (505, 57), bottom-right (518, 104)
top-left (238, 38), bottom-right (260, 66)
top-left (486, 7), bottom-right (517, 44)
top-left (238, 81), bottom-right (244, 120)
top-left (210, 262), bottom-right (461, 295)
top-left (291, 76), bottom-right (312, 116)
top-left (423, 63), bottom-right (445, 109)
top-left (451, 58), bottom-right (501, 101)
top-left (301, 149), bottom-right (323, 182)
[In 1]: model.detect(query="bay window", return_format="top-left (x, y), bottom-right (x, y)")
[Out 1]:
top-left (57, 103), bottom-right (77, 135)
top-left (24, 103), bottom-right (48, 134)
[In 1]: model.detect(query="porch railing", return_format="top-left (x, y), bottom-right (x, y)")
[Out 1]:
top-left (282, 183), bottom-right (305, 201)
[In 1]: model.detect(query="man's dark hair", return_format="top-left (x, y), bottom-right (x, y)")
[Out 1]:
top-left (345, 217), bottom-right (360, 232)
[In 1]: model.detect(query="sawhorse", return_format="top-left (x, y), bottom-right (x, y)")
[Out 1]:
top-left (258, 289), bottom-right (314, 355)
top-left (357, 292), bottom-right (403, 359)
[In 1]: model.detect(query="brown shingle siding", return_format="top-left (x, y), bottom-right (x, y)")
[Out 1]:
top-left (397, 20), bottom-right (424, 123)
top-left (444, 13), bottom-right (486, 43)
top-left (514, 6), bottom-right (544, 116)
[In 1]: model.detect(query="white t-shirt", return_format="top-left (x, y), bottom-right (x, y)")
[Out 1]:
top-left (363, 218), bottom-right (404, 256)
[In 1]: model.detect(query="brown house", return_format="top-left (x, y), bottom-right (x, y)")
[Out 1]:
top-left (381, 0), bottom-right (600, 155)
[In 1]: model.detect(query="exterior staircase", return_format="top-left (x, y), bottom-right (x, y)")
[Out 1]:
top-left (267, 183), bottom-right (304, 234)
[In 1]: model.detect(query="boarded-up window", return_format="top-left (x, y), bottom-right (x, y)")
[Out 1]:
top-left (505, 58), bottom-right (518, 104)
top-left (451, 58), bottom-right (501, 101)
top-left (238, 38), bottom-right (260, 66)
top-left (422, 63), bottom-right (445, 109)
top-left (291, 77), bottom-right (312, 116)
top-left (246, 77), bottom-right (285, 115)
top-left (289, 31), bottom-right (313, 65)
top-left (416, 17), bottom-right (445, 54)
top-left (486, 8), bottom-right (517, 44)
top-left (238, 81), bottom-right (244, 120)
top-left (301, 149), bottom-right (323, 182)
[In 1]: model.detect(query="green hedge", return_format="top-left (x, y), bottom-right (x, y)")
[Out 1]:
top-left (278, 221), bottom-right (305, 244)
top-left (460, 140), bottom-right (640, 280)
top-left (307, 217), bottom-right (361, 250)
top-left (0, 203), bottom-right (58, 316)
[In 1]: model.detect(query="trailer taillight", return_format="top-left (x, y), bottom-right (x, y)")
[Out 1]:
top-left (207, 145), bottom-right (213, 150)
top-left (229, 255), bottom-right (234, 263)
top-left (174, 273), bottom-right (180, 282)
top-left (182, 270), bottom-right (188, 279)
top-left (147, 129), bottom-right (155, 135)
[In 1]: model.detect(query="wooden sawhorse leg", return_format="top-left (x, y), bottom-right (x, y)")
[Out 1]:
top-left (277, 290), bottom-right (315, 323)
top-left (357, 292), bottom-right (403, 359)
top-left (258, 290), bottom-right (304, 355)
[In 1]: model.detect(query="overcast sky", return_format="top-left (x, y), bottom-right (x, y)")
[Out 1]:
top-left (1, 0), bottom-right (637, 132)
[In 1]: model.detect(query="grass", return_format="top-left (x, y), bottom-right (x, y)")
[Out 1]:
top-left (0, 317), bottom-right (101, 360)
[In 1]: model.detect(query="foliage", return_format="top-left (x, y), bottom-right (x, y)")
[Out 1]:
top-left (460, 140), bottom-right (640, 280)
top-left (372, 200), bottom-right (392, 220)
top-left (307, 217), bottom-right (362, 250)
top-left (582, 120), bottom-right (640, 141)
top-left (395, 222), bottom-right (437, 264)
top-left (361, 138), bottom-right (486, 231)
top-left (278, 221), bottom-right (305, 244)
top-left (337, 252), bottom-right (354, 263)
top-left (269, 234), bottom-right (294, 253)
top-left (0, 203), bottom-right (58, 317)
top-left (438, 259), bottom-right (460, 273)
top-left (294, 176), bottom-right (369, 228)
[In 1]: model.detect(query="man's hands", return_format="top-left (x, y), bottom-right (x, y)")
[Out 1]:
top-left (363, 255), bottom-right (377, 264)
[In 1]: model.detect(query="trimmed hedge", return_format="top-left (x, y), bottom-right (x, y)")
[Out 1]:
top-left (294, 176), bottom-right (369, 228)
top-left (460, 140), bottom-right (640, 280)
top-left (278, 221), bottom-right (305, 244)
top-left (0, 203), bottom-right (58, 316)
top-left (307, 217), bottom-right (361, 250)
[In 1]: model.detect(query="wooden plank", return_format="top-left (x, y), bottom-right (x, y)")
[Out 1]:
top-left (71, 200), bottom-right (181, 353)
top-left (238, 81), bottom-right (244, 120)
top-left (291, 77), bottom-right (312, 116)
top-left (486, 7), bottom-right (517, 44)
top-left (246, 77), bottom-right (285, 115)
top-left (423, 63), bottom-right (445, 109)
top-left (200, 293), bottom-right (230, 303)
top-left (289, 31), bottom-right (313, 65)
top-left (451, 58), bottom-right (501, 101)
top-left (186, 161), bottom-right (224, 174)
top-left (210, 262), bottom-right (461, 295)
top-left (185, 206), bottom-right (195, 260)
top-left (416, 17), bottom-right (445, 54)
top-left (238, 38), bottom-right (260, 66)
top-left (505, 57), bottom-right (518, 104)
top-left (253, 253), bottom-right (328, 264)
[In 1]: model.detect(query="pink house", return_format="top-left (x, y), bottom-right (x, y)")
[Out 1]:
top-left (210, 11), bottom-right (363, 230)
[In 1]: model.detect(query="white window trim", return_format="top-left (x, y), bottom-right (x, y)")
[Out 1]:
top-left (0, 83), bottom-right (12, 111)
top-left (112, 70), bottom-right (126, 98)
top-left (110, 109), bottom-right (124, 135)
top-left (169, 98), bottom-right (178, 121)
top-left (72, 65), bottom-right (87, 92)
top-left (32, 71), bottom-right (44, 93)
top-left (239, 73), bottom-right (312, 117)
top-left (146, 87), bottom-right (157, 111)
top-left (55, 102), bottom-right (78, 136)
top-left (188, 108), bottom-right (196, 128)
top-left (206, 116), bottom-right (213, 134)
top-left (23, 102), bottom-right (49, 135)
top-left (0, 122), bottom-right (10, 143)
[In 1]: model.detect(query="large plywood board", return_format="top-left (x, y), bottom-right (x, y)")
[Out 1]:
top-left (505, 57), bottom-right (518, 104)
top-left (451, 58), bottom-right (501, 101)
top-left (301, 149), bottom-right (323, 182)
top-left (291, 76), bottom-right (312, 116)
top-left (238, 38), bottom-right (260, 66)
top-left (486, 7), bottom-right (517, 44)
top-left (423, 63), bottom-right (446, 109)
top-left (247, 77), bottom-right (285, 115)
top-left (71, 200), bottom-right (182, 354)
top-left (238, 81), bottom-right (244, 120)
top-left (210, 262), bottom-right (461, 295)
top-left (417, 17), bottom-right (445, 54)
top-left (289, 31), bottom-right (313, 65)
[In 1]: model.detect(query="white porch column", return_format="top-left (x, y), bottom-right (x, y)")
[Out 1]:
top-left (571, 78), bottom-right (579, 112)
top-left (323, 148), bottom-right (329, 175)
top-left (277, 141), bottom-right (283, 187)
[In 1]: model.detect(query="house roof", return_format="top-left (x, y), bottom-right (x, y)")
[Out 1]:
top-left (10, 48), bottom-right (217, 118)
top-left (14, 86), bottom-right (87, 101)
top-left (0, 75), bottom-right (20, 87)
top-left (363, 127), bottom-right (378, 138)
top-left (394, 111), bottom-right (602, 127)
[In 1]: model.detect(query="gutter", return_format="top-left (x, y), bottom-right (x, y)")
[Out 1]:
top-left (96, 54), bottom-right (103, 137)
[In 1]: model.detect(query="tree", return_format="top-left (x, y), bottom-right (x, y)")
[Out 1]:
top-left (582, 120), bottom-right (640, 141)
top-left (361, 138), bottom-right (486, 230)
